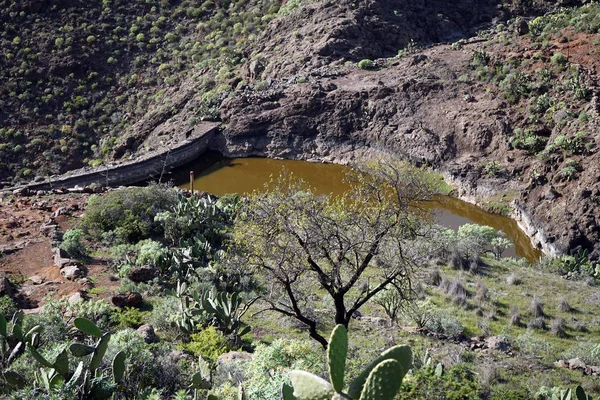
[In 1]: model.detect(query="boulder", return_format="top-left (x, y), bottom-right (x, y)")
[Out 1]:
top-left (137, 324), bottom-right (159, 344)
top-left (484, 336), bottom-right (510, 352)
top-left (0, 274), bottom-right (15, 297)
top-left (29, 275), bottom-right (44, 285)
top-left (68, 292), bottom-right (85, 304)
top-left (127, 265), bottom-right (157, 283)
top-left (112, 292), bottom-right (143, 308)
top-left (568, 358), bottom-right (587, 371)
top-left (61, 265), bottom-right (83, 280)
top-left (215, 352), bottom-right (253, 386)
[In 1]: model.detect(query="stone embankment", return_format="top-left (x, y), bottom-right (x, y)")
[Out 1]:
top-left (4, 123), bottom-right (218, 193)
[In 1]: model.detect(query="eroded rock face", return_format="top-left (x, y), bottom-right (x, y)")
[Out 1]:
top-left (0, 274), bottom-right (15, 297)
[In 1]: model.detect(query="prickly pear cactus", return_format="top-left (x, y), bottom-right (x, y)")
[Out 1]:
top-left (327, 324), bottom-right (348, 392)
top-left (348, 345), bottom-right (411, 399)
top-left (358, 359), bottom-right (403, 400)
top-left (288, 325), bottom-right (411, 400)
top-left (289, 370), bottom-right (334, 400)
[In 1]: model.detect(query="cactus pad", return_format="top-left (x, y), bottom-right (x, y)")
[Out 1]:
top-left (348, 345), bottom-right (411, 399)
top-left (327, 324), bottom-right (348, 392)
top-left (358, 359), bottom-right (403, 400)
top-left (289, 370), bottom-right (334, 400)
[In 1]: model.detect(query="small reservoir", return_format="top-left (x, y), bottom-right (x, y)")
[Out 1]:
top-left (171, 153), bottom-right (542, 262)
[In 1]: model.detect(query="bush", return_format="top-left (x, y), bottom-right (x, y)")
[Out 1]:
top-left (68, 299), bottom-right (115, 330)
top-left (0, 295), bottom-right (17, 319)
top-left (112, 306), bottom-right (150, 328)
top-left (561, 342), bottom-right (600, 366)
top-left (357, 59), bottom-right (374, 69)
top-left (513, 332), bottom-right (554, 358)
top-left (550, 318), bottom-right (566, 337)
top-left (244, 339), bottom-right (324, 400)
top-left (106, 329), bottom-right (171, 397)
top-left (400, 363), bottom-right (480, 400)
top-left (551, 52), bottom-right (567, 70)
top-left (149, 295), bottom-right (181, 336)
top-left (528, 297), bottom-right (544, 318)
top-left (136, 239), bottom-right (168, 267)
top-left (80, 184), bottom-right (178, 244)
top-left (60, 228), bottom-right (86, 258)
top-left (182, 326), bottom-right (230, 363)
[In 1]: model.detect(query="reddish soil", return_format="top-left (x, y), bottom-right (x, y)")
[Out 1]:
top-left (0, 193), bottom-right (118, 309)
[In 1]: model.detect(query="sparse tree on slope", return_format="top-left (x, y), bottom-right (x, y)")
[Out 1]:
top-left (233, 156), bottom-right (439, 347)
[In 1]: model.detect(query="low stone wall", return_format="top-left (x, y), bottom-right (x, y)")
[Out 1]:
top-left (11, 124), bottom-right (218, 191)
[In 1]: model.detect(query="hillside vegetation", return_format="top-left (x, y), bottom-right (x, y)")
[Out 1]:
top-left (2, 1), bottom-right (600, 399)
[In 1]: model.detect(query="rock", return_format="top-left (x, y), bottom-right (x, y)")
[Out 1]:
top-left (126, 265), bottom-right (157, 283)
top-left (53, 207), bottom-right (69, 217)
top-left (217, 351), bottom-right (253, 365)
top-left (0, 274), bottom-right (15, 297)
top-left (568, 357), bottom-right (587, 371)
top-left (61, 265), bottom-right (83, 280)
top-left (12, 187), bottom-right (30, 196)
top-left (515, 18), bottom-right (529, 35)
top-left (40, 223), bottom-right (58, 236)
top-left (137, 324), bottom-right (159, 344)
top-left (112, 292), bottom-right (143, 308)
top-left (555, 359), bottom-right (568, 368)
top-left (215, 352), bottom-right (253, 386)
top-left (54, 255), bottom-right (72, 269)
top-left (484, 336), bottom-right (510, 351)
top-left (68, 292), bottom-right (85, 304)
top-left (29, 275), bottom-right (44, 285)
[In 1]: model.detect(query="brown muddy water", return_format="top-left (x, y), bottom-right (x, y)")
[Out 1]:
top-left (170, 152), bottom-right (542, 262)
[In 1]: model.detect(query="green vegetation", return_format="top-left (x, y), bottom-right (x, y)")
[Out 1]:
top-left (2, 162), bottom-right (600, 398)
top-left (0, 0), bottom-right (283, 183)
top-left (357, 59), bottom-right (374, 70)
top-left (60, 229), bottom-right (87, 258)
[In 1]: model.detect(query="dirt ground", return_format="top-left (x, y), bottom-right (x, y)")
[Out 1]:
top-left (0, 193), bottom-right (118, 310)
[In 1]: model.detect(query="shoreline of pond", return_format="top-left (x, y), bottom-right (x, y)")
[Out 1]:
top-left (170, 152), bottom-right (543, 262)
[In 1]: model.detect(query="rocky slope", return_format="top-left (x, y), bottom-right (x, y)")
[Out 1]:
top-left (213, 0), bottom-right (600, 258)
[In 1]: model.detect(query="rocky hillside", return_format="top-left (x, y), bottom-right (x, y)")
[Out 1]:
top-left (3, 0), bottom-right (600, 258)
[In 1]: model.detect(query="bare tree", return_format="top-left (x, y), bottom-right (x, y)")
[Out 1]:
top-left (233, 156), bottom-right (439, 347)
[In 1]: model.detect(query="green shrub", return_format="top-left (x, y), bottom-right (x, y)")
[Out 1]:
top-left (400, 363), bottom-right (480, 399)
top-left (149, 296), bottom-right (180, 336)
top-left (244, 338), bottom-right (324, 400)
top-left (357, 59), bottom-right (374, 69)
top-left (551, 52), bottom-right (567, 71)
top-left (106, 329), bottom-right (170, 397)
top-left (182, 326), bottom-right (230, 363)
top-left (112, 307), bottom-right (150, 328)
top-left (68, 299), bottom-right (115, 330)
top-left (60, 228), bottom-right (86, 257)
top-left (136, 239), bottom-right (168, 267)
top-left (0, 294), bottom-right (17, 319)
top-left (80, 184), bottom-right (178, 244)
top-left (511, 128), bottom-right (546, 154)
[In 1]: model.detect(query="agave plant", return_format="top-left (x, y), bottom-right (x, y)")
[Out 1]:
top-left (283, 325), bottom-right (412, 400)
top-left (1, 311), bottom-right (42, 389)
top-left (174, 283), bottom-right (256, 346)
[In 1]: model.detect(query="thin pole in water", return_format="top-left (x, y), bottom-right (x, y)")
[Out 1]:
top-left (190, 171), bottom-right (194, 195)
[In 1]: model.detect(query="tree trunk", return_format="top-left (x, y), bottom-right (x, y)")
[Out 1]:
top-left (334, 293), bottom-right (348, 327)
